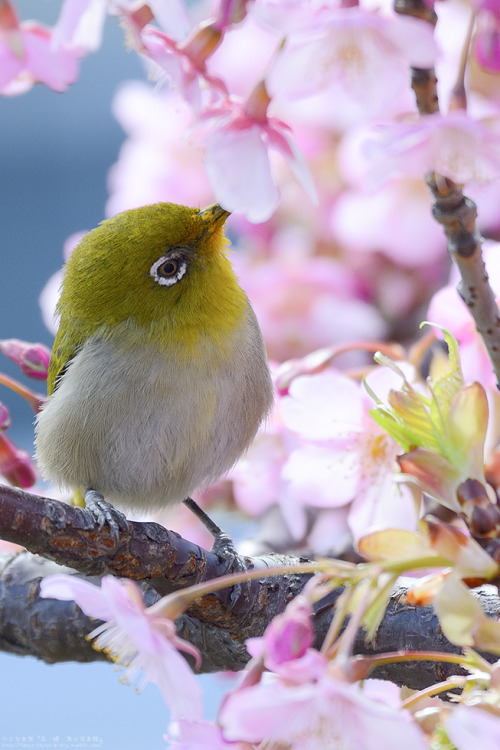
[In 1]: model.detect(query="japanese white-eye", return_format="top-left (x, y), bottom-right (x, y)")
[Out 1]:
top-left (35, 203), bottom-right (273, 528)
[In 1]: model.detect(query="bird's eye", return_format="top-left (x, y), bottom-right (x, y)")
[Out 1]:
top-left (150, 253), bottom-right (187, 287)
top-left (158, 259), bottom-right (178, 277)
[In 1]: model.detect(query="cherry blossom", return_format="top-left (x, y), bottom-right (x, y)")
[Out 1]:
top-left (139, 25), bottom-right (227, 111)
top-left (220, 670), bottom-right (427, 750)
top-left (0, 432), bottom-right (36, 488)
top-left (365, 110), bottom-right (500, 186)
top-left (52, 0), bottom-right (190, 53)
top-left (266, 6), bottom-right (437, 120)
top-left (0, 17), bottom-right (79, 95)
top-left (472, 0), bottom-right (500, 72)
top-left (331, 177), bottom-right (446, 268)
top-left (0, 402), bottom-right (10, 431)
top-left (202, 82), bottom-right (317, 222)
top-left (0, 432), bottom-right (36, 489)
top-left (40, 575), bottom-right (203, 721)
top-left (106, 83), bottom-right (212, 217)
top-left (233, 246), bottom-right (386, 362)
top-left (166, 719), bottom-right (246, 750)
top-left (444, 704), bottom-right (500, 749)
top-left (279, 366), bottom-right (419, 543)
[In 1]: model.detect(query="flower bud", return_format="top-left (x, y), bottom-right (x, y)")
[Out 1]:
top-left (0, 402), bottom-right (11, 431)
top-left (0, 433), bottom-right (36, 488)
top-left (0, 338), bottom-right (50, 380)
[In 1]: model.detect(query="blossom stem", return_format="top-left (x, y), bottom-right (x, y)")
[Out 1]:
top-left (152, 561), bottom-right (326, 618)
top-left (401, 676), bottom-right (466, 708)
top-left (360, 649), bottom-right (468, 672)
top-left (335, 585), bottom-right (373, 662)
top-left (450, 6), bottom-right (476, 110)
top-left (0, 372), bottom-right (45, 413)
top-left (320, 588), bottom-right (354, 657)
top-left (276, 340), bottom-right (405, 394)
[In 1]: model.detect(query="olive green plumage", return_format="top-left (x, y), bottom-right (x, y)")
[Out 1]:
top-left (35, 202), bottom-right (273, 510)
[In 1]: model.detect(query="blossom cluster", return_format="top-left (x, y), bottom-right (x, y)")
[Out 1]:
top-left (40, 569), bottom-right (500, 749)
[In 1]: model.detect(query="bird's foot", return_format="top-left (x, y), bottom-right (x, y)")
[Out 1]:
top-left (84, 489), bottom-right (128, 545)
top-left (183, 496), bottom-right (243, 570)
top-left (183, 497), bottom-right (246, 608)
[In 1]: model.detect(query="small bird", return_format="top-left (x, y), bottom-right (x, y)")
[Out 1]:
top-left (35, 202), bottom-right (274, 539)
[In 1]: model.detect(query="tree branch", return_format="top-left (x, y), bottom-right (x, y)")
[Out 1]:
top-left (394, 0), bottom-right (500, 389)
top-left (1, 484), bottom-right (500, 688)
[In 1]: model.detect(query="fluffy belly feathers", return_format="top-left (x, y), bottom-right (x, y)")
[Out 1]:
top-left (35, 312), bottom-right (273, 510)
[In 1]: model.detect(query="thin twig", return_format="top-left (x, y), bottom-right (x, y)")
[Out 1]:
top-left (395, 0), bottom-right (500, 389)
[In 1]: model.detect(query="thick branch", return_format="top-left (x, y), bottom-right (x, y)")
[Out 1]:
top-left (0, 483), bottom-right (311, 652)
top-left (1, 484), bottom-right (500, 687)
top-left (0, 550), bottom-right (498, 687)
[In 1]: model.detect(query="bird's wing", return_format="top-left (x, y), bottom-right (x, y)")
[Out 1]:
top-left (47, 326), bottom-right (84, 396)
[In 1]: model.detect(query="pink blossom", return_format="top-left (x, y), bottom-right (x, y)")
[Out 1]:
top-left (444, 704), bottom-right (500, 748)
top-left (331, 178), bottom-right (446, 268)
top-left (106, 83), bottom-right (213, 217)
top-left (208, 15), bottom-right (279, 98)
top-left (0, 402), bottom-right (11, 431)
top-left (0, 433), bottom-right (36, 488)
top-left (40, 575), bottom-right (203, 721)
top-left (474, 10), bottom-right (500, 72)
top-left (0, 339), bottom-right (50, 380)
top-left (250, 0), bottom-right (332, 34)
top-left (220, 671), bottom-right (427, 750)
top-left (139, 25), bottom-right (227, 111)
top-left (0, 20), bottom-right (79, 95)
top-left (166, 719), bottom-right (244, 750)
top-left (244, 578), bottom-right (329, 683)
top-left (230, 415), bottom-right (298, 519)
top-left (201, 83), bottom-right (317, 223)
top-left (53, 0), bottom-right (191, 53)
top-left (280, 367), bottom-right (418, 543)
top-left (0, 0), bottom-right (22, 57)
top-left (266, 7), bottom-right (437, 119)
top-left (232, 249), bottom-right (386, 362)
top-left (365, 110), bottom-right (500, 185)
top-left (52, 0), bottom-right (108, 53)
top-left (246, 586), bottom-right (314, 667)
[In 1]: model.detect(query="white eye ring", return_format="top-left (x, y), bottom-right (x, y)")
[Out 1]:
top-left (150, 254), bottom-right (187, 286)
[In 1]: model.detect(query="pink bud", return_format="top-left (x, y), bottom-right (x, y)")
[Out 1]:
top-left (475, 26), bottom-right (500, 72)
top-left (0, 433), bottom-right (37, 488)
top-left (0, 338), bottom-right (50, 380)
top-left (0, 402), bottom-right (11, 431)
top-left (0, 0), bottom-right (23, 58)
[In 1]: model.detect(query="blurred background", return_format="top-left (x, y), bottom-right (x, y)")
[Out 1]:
top-left (0, 3), bottom-right (217, 747)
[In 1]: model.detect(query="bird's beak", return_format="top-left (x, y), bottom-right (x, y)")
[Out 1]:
top-left (198, 203), bottom-right (231, 231)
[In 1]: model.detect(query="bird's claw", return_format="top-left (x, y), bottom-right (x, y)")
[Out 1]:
top-left (84, 489), bottom-right (128, 545)
top-left (211, 531), bottom-right (246, 608)
top-left (182, 497), bottom-right (246, 608)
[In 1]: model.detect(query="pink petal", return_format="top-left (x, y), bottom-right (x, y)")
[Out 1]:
top-left (283, 444), bottom-right (360, 507)
top-left (281, 371), bottom-right (363, 440)
top-left (22, 24), bottom-right (79, 92)
top-left (0, 46), bottom-right (22, 89)
top-left (205, 124), bottom-right (279, 223)
top-left (445, 705), bottom-right (500, 748)
top-left (40, 574), bottom-right (115, 620)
